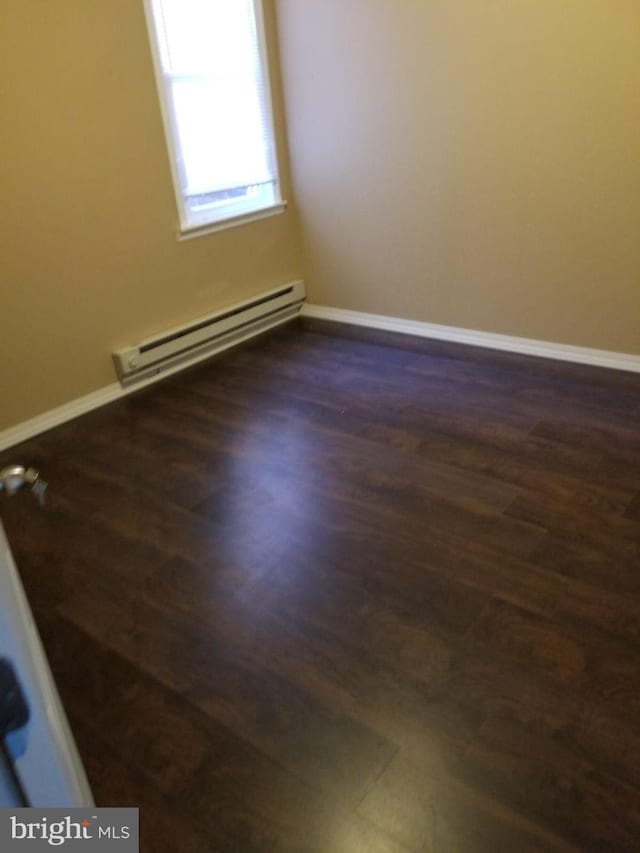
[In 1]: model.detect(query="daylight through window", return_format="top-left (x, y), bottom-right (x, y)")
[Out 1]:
top-left (145, 0), bottom-right (283, 235)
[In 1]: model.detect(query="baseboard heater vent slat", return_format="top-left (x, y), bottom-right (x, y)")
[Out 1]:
top-left (113, 280), bottom-right (305, 386)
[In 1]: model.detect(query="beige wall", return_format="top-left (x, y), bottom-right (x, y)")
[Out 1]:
top-left (276, 0), bottom-right (640, 353)
top-left (0, 0), bottom-right (303, 431)
top-left (2, 2), bottom-right (639, 435)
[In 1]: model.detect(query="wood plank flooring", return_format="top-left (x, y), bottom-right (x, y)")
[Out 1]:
top-left (1, 318), bottom-right (640, 851)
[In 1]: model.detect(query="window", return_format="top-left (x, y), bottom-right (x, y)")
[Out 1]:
top-left (144, 0), bottom-right (284, 237)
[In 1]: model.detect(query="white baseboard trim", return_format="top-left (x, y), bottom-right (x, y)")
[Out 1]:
top-left (3, 303), bottom-right (639, 453)
top-left (301, 304), bottom-right (640, 375)
top-left (0, 312), bottom-right (297, 453)
top-left (0, 385), bottom-right (123, 453)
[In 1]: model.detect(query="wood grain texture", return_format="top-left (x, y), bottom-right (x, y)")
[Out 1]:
top-left (1, 318), bottom-right (639, 851)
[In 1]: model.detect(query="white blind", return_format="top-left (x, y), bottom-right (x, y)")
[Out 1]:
top-left (150, 0), bottom-right (278, 199)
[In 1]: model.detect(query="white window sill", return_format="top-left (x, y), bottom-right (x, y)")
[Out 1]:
top-left (177, 201), bottom-right (287, 241)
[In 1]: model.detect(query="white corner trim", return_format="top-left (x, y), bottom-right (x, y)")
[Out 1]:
top-left (3, 302), bottom-right (639, 453)
top-left (300, 304), bottom-right (640, 374)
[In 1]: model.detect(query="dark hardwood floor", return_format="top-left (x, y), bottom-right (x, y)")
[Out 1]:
top-left (2, 318), bottom-right (640, 851)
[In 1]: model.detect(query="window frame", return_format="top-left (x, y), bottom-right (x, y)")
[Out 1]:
top-left (142, 0), bottom-right (286, 239)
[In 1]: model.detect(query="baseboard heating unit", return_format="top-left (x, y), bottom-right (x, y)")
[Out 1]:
top-left (113, 280), bottom-right (306, 386)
